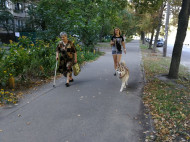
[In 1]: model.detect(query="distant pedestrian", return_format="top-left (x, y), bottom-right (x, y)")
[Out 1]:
top-left (110, 28), bottom-right (126, 76)
top-left (56, 32), bottom-right (77, 87)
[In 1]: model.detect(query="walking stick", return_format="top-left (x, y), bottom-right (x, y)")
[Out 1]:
top-left (53, 60), bottom-right (58, 88)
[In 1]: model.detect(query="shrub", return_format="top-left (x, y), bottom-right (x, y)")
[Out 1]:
top-left (0, 35), bottom-right (103, 105)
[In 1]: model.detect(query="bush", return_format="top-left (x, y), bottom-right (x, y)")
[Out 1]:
top-left (0, 35), bottom-right (103, 105)
top-left (0, 89), bottom-right (18, 104)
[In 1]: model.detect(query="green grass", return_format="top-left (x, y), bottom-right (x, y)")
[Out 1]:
top-left (141, 44), bottom-right (190, 141)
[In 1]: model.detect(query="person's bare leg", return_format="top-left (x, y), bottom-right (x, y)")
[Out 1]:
top-left (117, 54), bottom-right (122, 63)
top-left (66, 72), bottom-right (70, 83)
top-left (69, 72), bottom-right (73, 82)
top-left (113, 54), bottom-right (118, 76)
top-left (112, 54), bottom-right (117, 70)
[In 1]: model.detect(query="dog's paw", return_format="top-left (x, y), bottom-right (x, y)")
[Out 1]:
top-left (120, 89), bottom-right (123, 92)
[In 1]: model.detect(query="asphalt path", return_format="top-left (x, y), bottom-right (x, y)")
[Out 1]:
top-left (0, 40), bottom-right (146, 142)
top-left (158, 43), bottom-right (190, 71)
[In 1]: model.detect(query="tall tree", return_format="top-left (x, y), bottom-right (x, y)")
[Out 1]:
top-left (152, 4), bottom-right (165, 52)
top-left (131, 0), bottom-right (165, 43)
top-left (137, 13), bottom-right (155, 44)
top-left (168, 0), bottom-right (190, 79)
top-left (26, 0), bottom-right (131, 47)
top-left (170, 0), bottom-right (182, 26)
top-left (163, 1), bottom-right (170, 57)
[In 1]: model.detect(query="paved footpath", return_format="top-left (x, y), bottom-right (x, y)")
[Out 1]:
top-left (0, 40), bottom-right (147, 142)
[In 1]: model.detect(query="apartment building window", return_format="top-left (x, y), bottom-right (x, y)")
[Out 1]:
top-left (0, 0), bottom-right (5, 8)
top-left (5, 0), bottom-right (9, 8)
top-left (15, 19), bottom-right (24, 29)
top-left (15, 3), bottom-right (23, 12)
top-left (1, 19), bottom-right (12, 27)
top-left (0, 0), bottom-right (9, 8)
top-left (15, 19), bottom-right (19, 28)
top-left (17, 20), bottom-right (21, 27)
top-left (5, 19), bottom-right (12, 25)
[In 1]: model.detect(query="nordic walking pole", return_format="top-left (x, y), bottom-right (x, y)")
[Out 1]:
top-left (53, 60), bottom-right (58, 87)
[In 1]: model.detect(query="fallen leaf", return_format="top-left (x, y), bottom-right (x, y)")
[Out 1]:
top-left (143, 131), bottom-right (149, 134)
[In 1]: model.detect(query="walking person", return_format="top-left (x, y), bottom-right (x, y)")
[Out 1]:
top-left (56, 32), bottom-right (77, 87)
top-left (110, 28), bottom-right (126, 76)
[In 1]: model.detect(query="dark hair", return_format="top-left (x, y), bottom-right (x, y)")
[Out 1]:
top-left (113, 28), bottom-right (121, 36)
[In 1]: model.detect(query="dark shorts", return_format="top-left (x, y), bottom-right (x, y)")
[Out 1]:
top-left (112, 50), bottom-right (122, 55)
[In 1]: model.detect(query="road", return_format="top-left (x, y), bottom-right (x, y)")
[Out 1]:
top-left (0, 40), bottom-right (148, 142)
top-left (158, 43), bottom-right (190, 71)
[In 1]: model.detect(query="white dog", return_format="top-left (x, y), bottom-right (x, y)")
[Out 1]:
top-left (116, 61), bottom-right (129, 92)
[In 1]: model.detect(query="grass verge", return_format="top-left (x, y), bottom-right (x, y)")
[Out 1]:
top-left (141, 44), bottom-right (190, 142)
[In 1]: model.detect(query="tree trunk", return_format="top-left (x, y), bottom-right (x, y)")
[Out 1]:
top-left (149, 28), bottom-right (154, 49)
top-left (41, 21), bottom-right (46, 31)
top-left (168, 0), bottom-right (190, 79)
top-left (99, 22), bottom-right (105, 41)
top-left (163, 1), bottom-right (170, 57)
top-left (141, 31), bottom-right (145, 44)
top-left (153, 5), bottom-right (165, 52)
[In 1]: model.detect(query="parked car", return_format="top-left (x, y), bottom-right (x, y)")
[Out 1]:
top-left (145, 38), bottom-right (150, 42)
top-left (150, 38), bottom-right (164, 47)
top-left (157, 38), bottom-right (164, 47)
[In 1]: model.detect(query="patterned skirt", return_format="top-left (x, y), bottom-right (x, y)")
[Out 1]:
top-left (58, 57), bottom-right (73, 77)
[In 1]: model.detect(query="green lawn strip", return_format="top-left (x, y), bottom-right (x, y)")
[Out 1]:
top-left (141, 44), bottom-right (190, 141)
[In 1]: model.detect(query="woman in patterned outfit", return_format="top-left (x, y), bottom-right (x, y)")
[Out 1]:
top-left (110, 28), bottom-right (126, 76)
top-left (56, 32), bottom-right (77, 87)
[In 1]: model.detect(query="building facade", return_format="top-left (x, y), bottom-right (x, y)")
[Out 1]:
top-left (0, 0), bottom-right (29, 43)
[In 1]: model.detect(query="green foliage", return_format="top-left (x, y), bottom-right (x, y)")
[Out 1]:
top-left (0, 35), bottom-right (102, 88)
top-left (0, 37), bottom-right (56, 86)
top-left (131, 0), bottom-right (164, 14)
top-left (0, 35), bottom-right (103, 105)
top-left (130, 0), bottom-right (165, 36)
top-left (140, 44), bottom-right (149, 49)
top-left (0, 10), bottom-right (14, 32)
top-left (170, 0), bottom-right (182, 26)
top-left (0, 89), bottom-right (18, 104)
top-left (25, 0), bottom-right (136, 48)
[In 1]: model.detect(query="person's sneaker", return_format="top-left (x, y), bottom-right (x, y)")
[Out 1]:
top-left (69, 79), bottom-right (74, 82)
top-left (65, 83), bottom-right (70, 87)
top-left (114, 72), bottom-right (116, 76)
